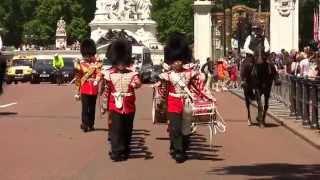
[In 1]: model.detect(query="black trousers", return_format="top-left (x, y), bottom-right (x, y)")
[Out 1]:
top-left (110, 112), bottom-right (135, 155)
top-left (168, 112), bottom-right (189, 154)
top-left (81, 94), bottom-right (97, 128)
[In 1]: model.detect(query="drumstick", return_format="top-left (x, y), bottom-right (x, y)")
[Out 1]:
top-left (69, 78), bottom-right (76, 85)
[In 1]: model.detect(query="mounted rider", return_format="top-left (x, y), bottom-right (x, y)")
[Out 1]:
top-left (241, 22), bottom-right (280, 87)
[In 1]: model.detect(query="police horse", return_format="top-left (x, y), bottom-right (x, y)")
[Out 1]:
top-left (242, 42), bottom-right (279, 128)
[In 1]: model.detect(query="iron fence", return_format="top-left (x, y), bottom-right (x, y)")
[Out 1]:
top-left (271, 74), bottom-right (320, 129)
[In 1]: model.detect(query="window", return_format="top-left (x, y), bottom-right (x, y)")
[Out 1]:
top-left (12, 59), bottom-right (32, 67)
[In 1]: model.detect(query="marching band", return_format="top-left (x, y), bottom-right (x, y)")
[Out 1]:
top-left (74, 34), bottom-right (219, 163)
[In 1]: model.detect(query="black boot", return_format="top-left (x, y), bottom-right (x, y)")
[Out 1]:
top-left (80, 124), bottom-right (88, 132)
top-left (109, 151), bottom-right (124, 162)
top-left (88, 126), bottom-right (95, 132)
top-left (174, 152), bottom-right (187, 163)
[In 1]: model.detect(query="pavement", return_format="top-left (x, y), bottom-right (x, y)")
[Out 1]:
top-left (230, 88), bottom-right (320, 150)
top-left (0, 83), bottom-right (319, 180)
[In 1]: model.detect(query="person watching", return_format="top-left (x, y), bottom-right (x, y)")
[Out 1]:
top-left (52, 53), bottom-right (65, 84)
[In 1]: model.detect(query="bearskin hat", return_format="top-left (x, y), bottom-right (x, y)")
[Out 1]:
top-left (80, 39), bottom-right (97, 58)
top-left (164, 32), bottom-right (192, 65)
top-left (107, 39), bottom-right (132, 66)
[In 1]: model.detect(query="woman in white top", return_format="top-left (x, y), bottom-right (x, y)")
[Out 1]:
top-left (299, 52), bottom-right (310, 77)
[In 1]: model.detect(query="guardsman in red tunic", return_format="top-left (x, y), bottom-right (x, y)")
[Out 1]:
top-left (103, 39), bottom-right (142, 162)
top-left (74, 39), bottom-right (102, 132)
top-left (156, 33), bottom-right (203, 163)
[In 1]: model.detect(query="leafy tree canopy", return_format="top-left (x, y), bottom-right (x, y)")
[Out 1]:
top-left (151, 0), bottom-right (194, 44)
top-left (0, 0), bottom-right (95, 47)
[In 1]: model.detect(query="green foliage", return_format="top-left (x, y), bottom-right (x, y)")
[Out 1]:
top-left (67, 17), bottom-right (90, 42)
top-left (23, 19), bottom-right (53, 46)
top-left (0, 0), bottom-right (95, 47)
top-left (151, 0), bottom-right (269, 44)
top-left (299, 0), bottom-right (318, 48)
top-left (151, 0), bottom-right (194, 44)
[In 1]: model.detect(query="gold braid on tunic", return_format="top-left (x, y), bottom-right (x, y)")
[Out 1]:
top-left (74, 58), bottom-right (102, 93)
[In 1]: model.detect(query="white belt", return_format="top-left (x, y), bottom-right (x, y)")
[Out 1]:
top-left (112, 92), bottom-right (134, 109)
top-left (112, 92), bottom-right (134, 97)
top-left (169, 92), bottom-right (188, 98)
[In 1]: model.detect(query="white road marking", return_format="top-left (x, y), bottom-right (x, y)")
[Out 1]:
top-left (0, 102), bottom-right (18, 108)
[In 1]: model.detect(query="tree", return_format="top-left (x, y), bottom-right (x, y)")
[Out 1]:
top-left (20, 0), bottom-right (95, 46)
top-left (151, 0), bottom-right (194, 43)
top-left (67, 17), bottom-right (90, 42)
top-left (299, 0), bottom-right (318, 48)
top-left (23, 19), bottom-right (53, 46)
top-left (0, 0), bottom-right (25, 47)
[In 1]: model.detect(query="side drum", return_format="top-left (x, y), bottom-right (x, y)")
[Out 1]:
top-left (152, 81), bottom-right (168, 124)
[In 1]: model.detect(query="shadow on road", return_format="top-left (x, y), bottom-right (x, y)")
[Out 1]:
top-left (0, 112), bottom-right (18, 116)
top-left (6, 115), bottom-right (79, 119)
top-left (226, 119), bottom-right (281, 128)
top-left (156, 133), bottom-right (224, 161)
top-left (93, 128), bottom-right (108, 132)
top-left (248, 122), bottom-right (280, 128)
top-left (129, 129), bottom-right (154, 160)
top-left (187, 133), bottom-right (224, 161)
top-left (208, 163), bottom-right (320, 179)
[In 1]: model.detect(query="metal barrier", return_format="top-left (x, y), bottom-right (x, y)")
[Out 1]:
top-left (271, 74), bottom-right (320, 129)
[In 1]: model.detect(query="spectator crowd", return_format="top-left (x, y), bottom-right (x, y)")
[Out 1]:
top-left (198, 46), bottom-right (320, 92)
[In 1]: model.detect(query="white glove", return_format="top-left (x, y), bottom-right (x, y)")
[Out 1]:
top-left (74, 94), bottom-right (80, 101)
top-left (93, 80), bottom-right (98, 86)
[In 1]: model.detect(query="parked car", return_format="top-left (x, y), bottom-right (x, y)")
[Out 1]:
top-left (6, 55), bottom-right (35, 84)
top-left (136, 51), bottom-right (153, 83)
top-left (140, 63), bottom-right (153, 83)
top-left (30, 59), bottom-right (55, 83)
top-left (150, 64), bottom-right (163, 83)
top-left (60, 57), bottom-right (75, 83)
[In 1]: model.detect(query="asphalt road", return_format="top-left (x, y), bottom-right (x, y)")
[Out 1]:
top-left (0, 83), bottom-right (319, 180)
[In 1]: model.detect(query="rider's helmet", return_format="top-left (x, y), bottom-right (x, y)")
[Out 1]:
top-left (164, 32), bottom-right (192, 65)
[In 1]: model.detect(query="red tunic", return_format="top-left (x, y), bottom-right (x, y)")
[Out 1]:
top-left (103, 68), bottom-right (141, 114)
top-left (78, 58), bottom-right (102, 95)
top-left (159, 69), bottom-right (198, 113)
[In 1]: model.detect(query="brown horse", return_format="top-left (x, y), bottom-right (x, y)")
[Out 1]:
top-left (241, 48), bottom-right (279, 128)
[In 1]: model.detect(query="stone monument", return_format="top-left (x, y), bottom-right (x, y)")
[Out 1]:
top-left (90, 0), bottom-right (161, 49)
top-left (270, 0), bottom-right (298, 52)
top-left (55, 17), bottom-right (67, 49)
top-left (193, 0), bottom-right (214, 65)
